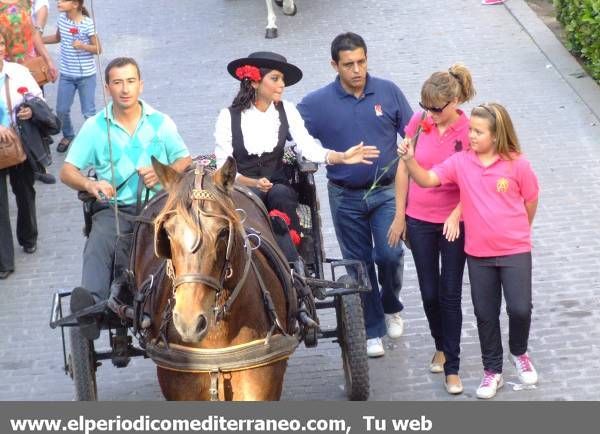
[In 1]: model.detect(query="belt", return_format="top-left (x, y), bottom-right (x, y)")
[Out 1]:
top-left (329, 177), bottom-right (394, 190)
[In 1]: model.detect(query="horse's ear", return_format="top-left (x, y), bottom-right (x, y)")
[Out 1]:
top-left (151, 156), bottom-right (182, 191)
top-left (214, 156), bottom-right (237, 192)
top-left (154, 219), bottom-right (172, 259)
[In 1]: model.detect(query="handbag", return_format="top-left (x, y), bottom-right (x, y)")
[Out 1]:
top-left (0, 77), bottom-right (27, 170)
top-left (22, 56), bottom-right (51, 87)
top-left (403, 111), bottom-right (428, 251)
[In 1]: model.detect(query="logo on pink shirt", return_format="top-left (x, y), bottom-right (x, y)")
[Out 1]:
top-left (496, 178), bottom-right (509, 193)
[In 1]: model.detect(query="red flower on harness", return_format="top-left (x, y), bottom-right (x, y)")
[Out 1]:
top-left (235, 65), bottom-right (261, 82)
top-left (419, 118), bottom-right (434, 134)
top-left (289, 229), bottom-right (301, 246)
top-left (17, 87), bottom-right (29, 95)
top-left (69, 27), bottom-right (79, 35)
top-left (269, 209), bottom-right (291, 226)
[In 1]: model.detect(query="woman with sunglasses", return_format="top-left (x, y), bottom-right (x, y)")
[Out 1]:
top-left (389, 63), bottom-right (475, 395)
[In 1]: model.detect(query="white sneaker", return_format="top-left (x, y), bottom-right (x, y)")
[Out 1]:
top-left (476, 370), bottom-right (504, 399)
top-left (385, 312), bottom-right (404, 338)
top-left (366, 337), bottom-right (385, 358)
top-left (511, 353), bottom-right (538, 385)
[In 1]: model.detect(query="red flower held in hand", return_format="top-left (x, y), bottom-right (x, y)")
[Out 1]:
top-left (69, 27), bottom-right (79, 35)
top-left (17, 87), bottom-right (29, 95)
top-left (419, 118), bottom-right (434, 134)
top-left (235, 65), bottom-right (261, 82)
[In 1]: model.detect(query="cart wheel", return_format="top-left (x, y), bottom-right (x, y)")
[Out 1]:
top-left (336, 275), bottom-right (369, 401)
top-left (68, 326), bottom-right (98, 401)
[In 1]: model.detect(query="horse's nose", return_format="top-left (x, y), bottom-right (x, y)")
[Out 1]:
top-left (172, 312), bottom-right (209, 342)
top-left (196, 314), bottom-right (208, 335)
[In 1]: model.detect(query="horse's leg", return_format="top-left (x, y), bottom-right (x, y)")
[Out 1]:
top-left (157, 367), bottom-right (211, 401)
top-left (283, 0), bottom-right (297, 16)
top-left (265, 0), bottom-right (278, 39)
top-left (226, 361), bottom-right (288, 400)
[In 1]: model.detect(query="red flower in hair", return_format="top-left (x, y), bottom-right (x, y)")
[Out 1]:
top-left (235, 65), bottom-right (261, 82)
top-left (17, 87), bottom-right (29, 95)
top-left (69, 27), bottom-right (79, 35)
top-left (419, 118), bottom-right (434, 134)
top-left (269, 209), bottom-right (291, 226)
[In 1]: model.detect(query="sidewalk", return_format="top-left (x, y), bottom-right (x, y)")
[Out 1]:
top-left (1, 0), bottom-right (599, 400)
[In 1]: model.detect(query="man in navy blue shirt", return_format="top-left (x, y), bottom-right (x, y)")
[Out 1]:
top-left (298, 32), bottom-right (413, 357)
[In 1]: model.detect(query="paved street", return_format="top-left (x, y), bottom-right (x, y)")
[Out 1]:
top-left (1, 0), bottom-right (599, 401)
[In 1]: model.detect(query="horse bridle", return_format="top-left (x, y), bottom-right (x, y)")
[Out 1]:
top-left (165, 163), bottom-right (254, 320)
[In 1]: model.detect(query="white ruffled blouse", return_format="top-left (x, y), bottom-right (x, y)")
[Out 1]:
top-left (214, 100), bottom-right (329, 169)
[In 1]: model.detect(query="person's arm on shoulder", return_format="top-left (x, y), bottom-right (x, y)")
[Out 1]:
top-left (387, 160), bottom-right (409, 247)
top-left (285, 101), bottom-right (328, 163)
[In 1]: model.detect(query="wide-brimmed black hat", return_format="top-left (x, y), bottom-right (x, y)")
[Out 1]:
top-left (227, 51), bottom-right (303, 86)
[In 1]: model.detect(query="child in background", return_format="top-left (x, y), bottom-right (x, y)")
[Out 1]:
top-left (398, 102), bottom-right (539, 399)
top-left (43, 0), bottom-right (100, 153)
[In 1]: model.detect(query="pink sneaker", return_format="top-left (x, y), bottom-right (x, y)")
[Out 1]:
top-left (482, 0), bottom-right (505, 5)
top-left (476, 370), bottom-right (504, 399)
top-left (511, 353), bottom-right (538, 385)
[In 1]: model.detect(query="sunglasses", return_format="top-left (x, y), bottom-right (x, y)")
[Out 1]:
top-left (419, 101), bottom-right (451, 113)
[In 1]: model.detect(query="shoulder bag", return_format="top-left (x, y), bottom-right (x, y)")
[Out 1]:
top-left (0, 77), bottom-right (27, 170)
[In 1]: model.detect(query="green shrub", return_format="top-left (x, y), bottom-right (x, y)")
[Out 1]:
top-left (554, 0), bottom-right (600, 81)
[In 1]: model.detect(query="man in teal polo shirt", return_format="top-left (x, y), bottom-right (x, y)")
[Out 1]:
top-left (60, 57), bottom-right (191, 331)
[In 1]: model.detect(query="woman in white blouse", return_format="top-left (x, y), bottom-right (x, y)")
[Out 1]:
top-left (214, 51), bottom-right (378, 261)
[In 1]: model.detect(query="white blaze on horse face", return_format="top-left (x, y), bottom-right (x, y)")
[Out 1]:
top-left (182, 224), bottom-right (198, 253)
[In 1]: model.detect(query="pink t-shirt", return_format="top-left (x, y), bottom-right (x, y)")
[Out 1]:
top-left (404, 111), bottom-right (468, 223)
top-left (432, 150), bottom-right (539, 257)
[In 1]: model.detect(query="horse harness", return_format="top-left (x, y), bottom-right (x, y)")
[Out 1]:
top-left (144, 163), bottom-right (299, 400)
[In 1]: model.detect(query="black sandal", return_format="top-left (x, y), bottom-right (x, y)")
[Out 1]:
top-left (56, 137), bottom-right (72, 153)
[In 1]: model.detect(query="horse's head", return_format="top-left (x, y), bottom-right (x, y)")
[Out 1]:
top-left (152, 156), bottom-right (243, 343)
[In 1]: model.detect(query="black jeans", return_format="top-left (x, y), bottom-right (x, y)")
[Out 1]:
top-left (0, 162), bottom-right (37, 272)
top-left (407, 216), bottom-right (466, 375)
top-left (467, 252), bottom-right (533, 373)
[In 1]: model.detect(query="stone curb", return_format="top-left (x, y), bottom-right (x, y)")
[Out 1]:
top-left (505, 0), bottom-right (600, 121)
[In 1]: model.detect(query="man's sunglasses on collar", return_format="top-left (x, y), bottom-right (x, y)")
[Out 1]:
top-left (419, 101), bottom-right (451, 113)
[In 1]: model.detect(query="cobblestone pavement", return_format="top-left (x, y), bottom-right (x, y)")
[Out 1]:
top-left (1, 0), bottom-right (599, 401)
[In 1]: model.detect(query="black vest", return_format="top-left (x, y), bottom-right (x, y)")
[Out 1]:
top-left (229, 103), bottom-right (289, 182)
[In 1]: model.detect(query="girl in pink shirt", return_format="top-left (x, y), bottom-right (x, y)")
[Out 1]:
top-left (398, 103), bottom-right (540, 399)
top-left (389, 63), bottom-right (475, 396)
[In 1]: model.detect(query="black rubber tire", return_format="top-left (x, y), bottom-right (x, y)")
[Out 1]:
top-left (336, 276), bottom-right (370, 401)
top-left (69, 326), bottom-right (98, 401)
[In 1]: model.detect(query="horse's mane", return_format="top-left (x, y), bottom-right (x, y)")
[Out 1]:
top-left (154, 167), bottom-right (243, 263)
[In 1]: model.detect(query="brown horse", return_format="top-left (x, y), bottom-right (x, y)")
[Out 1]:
top-left (130, 157), bottom-right (298, 400)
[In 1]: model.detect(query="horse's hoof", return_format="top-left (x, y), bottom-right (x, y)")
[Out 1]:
top-left (265, 28), bottom-right (278, 39)
top-left (274, 0), bottom-right (283, 7)
top-left (283, 4), bottom-right (297, 16)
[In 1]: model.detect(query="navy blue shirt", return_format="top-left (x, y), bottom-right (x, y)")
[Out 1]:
top-left (298, 74), bottom-right (413, 188)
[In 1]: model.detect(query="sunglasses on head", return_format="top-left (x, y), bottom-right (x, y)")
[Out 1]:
top-left (419, 101), bottom-right (451, 113)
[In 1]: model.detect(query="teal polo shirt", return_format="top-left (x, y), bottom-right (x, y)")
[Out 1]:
top-left (66, 100), bottom-right (190, 205)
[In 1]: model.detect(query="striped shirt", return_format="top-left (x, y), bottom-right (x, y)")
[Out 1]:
top-left (57, 13), bottom-right (96, 77)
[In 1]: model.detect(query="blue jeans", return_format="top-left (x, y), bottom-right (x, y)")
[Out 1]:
top-left (328, 182), bottom-right (404, 339)
top-left (56, 73), bottom-right (97, 139)
top-left (406, 216), bottom-right (466, 375)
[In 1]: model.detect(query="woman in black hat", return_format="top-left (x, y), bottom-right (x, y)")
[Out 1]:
top-left (214, 51), bottom-right (378, 262)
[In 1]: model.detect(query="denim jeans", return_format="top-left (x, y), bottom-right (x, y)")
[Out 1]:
top-left (406, 216), bottom-right (466, 375)
top-left (328, 182), bottom-right (404, 339)
top-left (467, 252), bottom-right (533, 373)
top-left (56, 73), bottom-right (97, 139)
